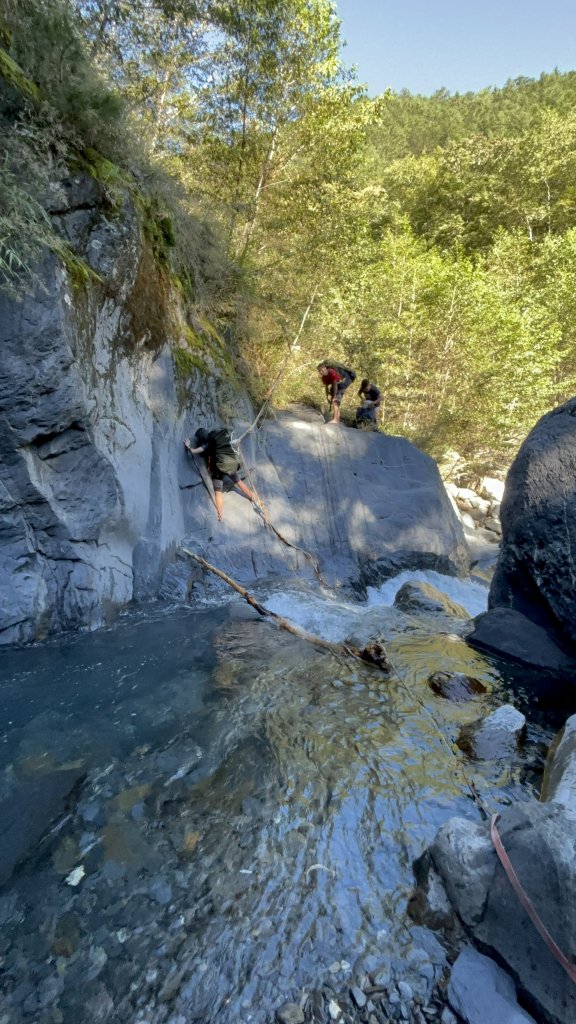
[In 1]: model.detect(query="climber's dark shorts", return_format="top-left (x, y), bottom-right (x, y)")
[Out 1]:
top-left (333, 379), bottom-right (352, 405)
top-left (212, 470), bottom-right (241, 492)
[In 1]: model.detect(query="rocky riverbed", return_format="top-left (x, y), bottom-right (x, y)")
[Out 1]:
top-left (0, 572), bottom-right (560, 1024)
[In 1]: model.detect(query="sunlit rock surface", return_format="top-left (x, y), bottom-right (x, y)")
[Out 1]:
top-left (541, 713), bottom-right (576, 808)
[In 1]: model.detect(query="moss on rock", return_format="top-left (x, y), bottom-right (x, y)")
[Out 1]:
top-left (0, 47), bottom-right (40, 102)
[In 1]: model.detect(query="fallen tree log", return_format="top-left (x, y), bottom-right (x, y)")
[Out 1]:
top-left (181, 548), bottom-right (391, 673)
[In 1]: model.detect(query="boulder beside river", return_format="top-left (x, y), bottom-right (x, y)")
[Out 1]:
top-left (467, 397), bottom-right (576, 682)
top-left (413, 716), bottom-right (576, 1024)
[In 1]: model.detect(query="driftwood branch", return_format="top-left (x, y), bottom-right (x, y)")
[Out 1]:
top-left (181, 548), bottom-right (391, 673)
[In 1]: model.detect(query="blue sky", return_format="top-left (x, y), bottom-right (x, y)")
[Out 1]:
top-left (336, 0), bottom-right (576, 96)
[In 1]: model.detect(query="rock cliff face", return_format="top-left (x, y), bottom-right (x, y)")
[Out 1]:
top-left (468, 397), bottom-right (576, 679)
top-left (0, 174), bottom-right (468, 646)
top-left (0, 171), bottom-right (236, 645)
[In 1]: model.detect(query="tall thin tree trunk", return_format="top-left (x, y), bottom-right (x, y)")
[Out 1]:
top-left (402, 268), bottom-right (417, 430)
top-left (150, 17), bottom-right (181, 154)
top-left (238, 129), bottom-right (277, 260)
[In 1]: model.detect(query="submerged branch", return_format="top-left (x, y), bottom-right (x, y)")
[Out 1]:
top-left (181, 548), bottom-right (391, 674)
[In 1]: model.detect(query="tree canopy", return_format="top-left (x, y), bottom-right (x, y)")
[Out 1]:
top-left (2, 0), bottom-right (576, 469)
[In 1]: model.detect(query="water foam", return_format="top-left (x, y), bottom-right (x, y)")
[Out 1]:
top-left (262, 570), bottom-right (488, 643)
top-left (366, 569), bottom-right (489, 617)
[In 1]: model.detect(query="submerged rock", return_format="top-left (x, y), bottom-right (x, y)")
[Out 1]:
top-left (276, 1003), bottom-right (305, 1024)
top-left (428, 672), bottom-right (487, 701)
top-left (457, 704), bottom-right (526, 761)
top-left (0, 766), bottom-right (85, 886)
top-left (393, 581), bottom-right (470, 619)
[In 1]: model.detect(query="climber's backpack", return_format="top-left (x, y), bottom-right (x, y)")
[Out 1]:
top-left (323, 361), bottom-right (357, 383)
top-left (209, 428), bottom-right (240, 474)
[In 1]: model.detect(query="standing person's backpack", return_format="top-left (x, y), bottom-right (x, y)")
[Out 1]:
top-left (209, 429), bottom-right (240, 474)
top-left (322, 361), bottom-right (357, 383)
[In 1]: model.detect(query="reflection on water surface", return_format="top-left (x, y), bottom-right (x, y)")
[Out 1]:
top-left (0, 577), bottom-right (552, 1023)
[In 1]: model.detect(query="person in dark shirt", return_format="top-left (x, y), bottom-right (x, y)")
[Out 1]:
top-left (356, 379), bottom-right (382, 428)
top-left (184, 428), bottom-right (258, 522)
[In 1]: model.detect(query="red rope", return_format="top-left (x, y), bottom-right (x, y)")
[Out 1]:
top-left (490, 814), bottom-right (576, 985)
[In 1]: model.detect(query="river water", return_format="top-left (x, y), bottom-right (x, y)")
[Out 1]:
top-left (0, 571), bottom-right (555, 1024)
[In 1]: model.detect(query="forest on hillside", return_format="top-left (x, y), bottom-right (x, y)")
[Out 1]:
top-left (2, 0), bottom-right (576, 469)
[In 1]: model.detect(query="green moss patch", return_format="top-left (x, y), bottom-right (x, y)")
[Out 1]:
top-left (0, 47), bottom-right (40, 102)
top-left (173, 345), bottom-right (210, 380)
top-left (52, 240), bottom-right (102, 291)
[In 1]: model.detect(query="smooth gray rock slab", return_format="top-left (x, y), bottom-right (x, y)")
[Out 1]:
top-left (448, 947), bottom-right (536, 1024)
top-left (0, 768), bottom-right (85, 886)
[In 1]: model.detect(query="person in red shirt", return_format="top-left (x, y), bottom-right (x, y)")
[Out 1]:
top-left (317, 362), bottom-right (355, 424)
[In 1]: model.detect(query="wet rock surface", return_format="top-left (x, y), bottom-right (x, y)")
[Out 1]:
top-left (422, 802), bottom-right (576, 1024)
top-left (394, 582), bottom-right (470, 619)
top-left (457, 704), bottom-right (526, 761)
top-left (428, 672), bottom-right (487, 702)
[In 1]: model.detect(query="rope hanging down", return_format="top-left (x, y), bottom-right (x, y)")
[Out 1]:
top-left (232, 285), bottom-right (318, 446)
top-left (229, 286), bottom-right (324, 581)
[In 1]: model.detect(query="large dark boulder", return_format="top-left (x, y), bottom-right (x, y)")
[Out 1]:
top-left (468, 608), bottom-right (576, 675)
top-left (468, 398), bottom-right (576, 675)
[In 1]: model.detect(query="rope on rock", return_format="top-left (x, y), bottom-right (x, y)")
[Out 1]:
top-left (241, 455), bottom-right (328, 587)
top-left (490, 813), bottom-right (576, 985)
top-left (186, 288), bottom-right (324, 580)
top-left (186, 446), bottom-right (218, 512)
